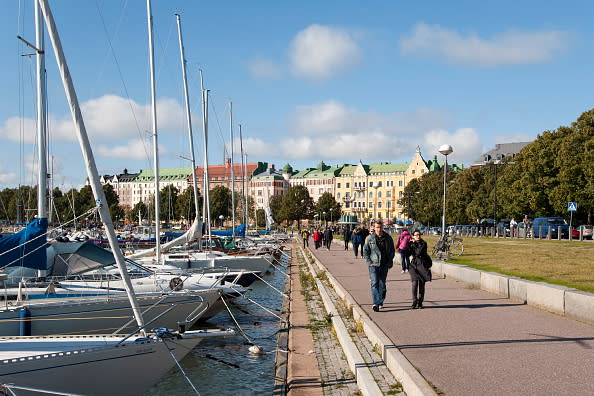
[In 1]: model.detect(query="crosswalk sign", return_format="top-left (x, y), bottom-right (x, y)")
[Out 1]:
top-left (567, 202), bottom-right (577, 212)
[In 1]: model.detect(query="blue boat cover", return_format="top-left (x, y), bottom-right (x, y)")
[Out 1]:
top-left (211, 224), bottom-right (246, 237)
top-left (0, 218), bottom-right (48, 270)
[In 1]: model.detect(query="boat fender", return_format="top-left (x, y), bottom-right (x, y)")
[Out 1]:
top-left (169, 277), bottom-right (184, 291)
top-left (19, 308), bottom-right (32, 336)
top-left (248, 345), bottom-right (264, 355)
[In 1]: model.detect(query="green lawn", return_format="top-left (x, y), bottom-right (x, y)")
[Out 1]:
top-left (423, 235), bottom-right (594, 293)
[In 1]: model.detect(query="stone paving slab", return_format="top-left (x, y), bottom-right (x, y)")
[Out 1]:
top-left (309, 241), bottom-right (594, 396)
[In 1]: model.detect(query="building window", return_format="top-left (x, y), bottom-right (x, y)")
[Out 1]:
top-left (399, 180), bottom-right (403, 187)
top-left (337, 192), bottom-right (341, 198)
top-left (337, 182), bottom-right (341, 188)
top-left (378, 201), bottom-right (382, 208)
top-left (346, 183), bottom-right (350, 188)
top-left (412, 170), bottom-right (416, 174)
top-left (386, 191), bottom-right (392, 197)
top-left (369, 192), bottom-right (373, 198)
top-left (378, 191), bottom-right (382, 198)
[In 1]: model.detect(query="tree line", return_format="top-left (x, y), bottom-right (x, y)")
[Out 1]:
top-left (400, 108), bottom-right (594, 226)
top-left (0, 183), bottom-right (255, 228)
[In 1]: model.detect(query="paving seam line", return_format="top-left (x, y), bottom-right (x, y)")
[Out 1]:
top-left (300, 246), bottom-right (383, 396)
top-left (306, 246), bottom-right (438, 396)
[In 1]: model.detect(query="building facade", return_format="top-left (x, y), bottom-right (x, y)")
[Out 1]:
top-left (335, 147), bottom-right (431, 222)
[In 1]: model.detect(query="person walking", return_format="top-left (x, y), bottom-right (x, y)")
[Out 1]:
top-left (409, 229), bottom-right (432, 309)
top-left (359, 225), bottom-right (370, 257)
top-left (324, 227), bottom-right (333, 250)
top-left (351, 227), bottom-right (362, 258)
top-left (363, 220), bottom-right (395, 312)
top-left (343, 227), bottom-right (352, 250)
top-left (301, 229), bottom-right (310, 248)
top-left (396, 229), bottom-right (411, 273)
top-left (313, 228), bottom-right (322, 249)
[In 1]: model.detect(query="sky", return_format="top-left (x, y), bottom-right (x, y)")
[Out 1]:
top-left (1, 0), bottom-right (594, 190)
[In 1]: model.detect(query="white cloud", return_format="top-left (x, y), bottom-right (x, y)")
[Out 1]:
top-left (289, 24), bottom-right (362, 80)
top-left (236, 137), bottom-right (277, 159)
top-left (423, 128), bottom-right (483, 163)
top-left (96, 139), bottom-right (157, 160)
top-left (0, 95), bottom-right (187, 145)
top-left (0, 163), bottom-right (18, 186)
top-left (492, 132), bottom-right (535, 144)
top-left (400, 22), bottom-right (569, 66)
top-left (248, 58), bottom-right (283, 79)
top-left (280, 99), bottom-right (479, 164)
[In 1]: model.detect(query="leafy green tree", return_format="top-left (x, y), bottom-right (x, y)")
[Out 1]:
top-left (255, 208), bottom-right (266, 229)
top-left (175, 186), bottom-right (201, 222)
top-left (209, 186), bottom-right (231, 226)
top-left (127, 201), bottom-right (148, 224)
top-left (159, 185), bottom-right (179, 223)
top-left (279, 185), bottom-right (314, 228)
top-left (400, 171), bottom-right (443, 226)
top-left (314, 192), bottom-right (340, 225)
top-left (269, 195), bottom-right (283, 224)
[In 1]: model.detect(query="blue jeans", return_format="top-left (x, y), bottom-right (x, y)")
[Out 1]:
top-left (368, 265), bottom-right (389, 306)
top-left (400, 249), bottom-right (410, 271)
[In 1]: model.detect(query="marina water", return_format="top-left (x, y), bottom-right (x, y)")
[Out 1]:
top-left (146, 255), bottom-right (289, 395)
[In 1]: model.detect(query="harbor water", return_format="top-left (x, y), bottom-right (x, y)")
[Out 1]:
top-left (146, 253), bottom-right (289, 395)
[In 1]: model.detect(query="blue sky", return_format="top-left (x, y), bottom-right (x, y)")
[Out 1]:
top-left (1, 0), bottom-right (593, 190)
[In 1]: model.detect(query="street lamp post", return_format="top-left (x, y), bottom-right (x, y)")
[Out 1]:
top-left (372, 182), bottom-right (380, 221)
top-left (329, 208), bottom-right (333, 225)
top-left (322, 211), bottom-right (326, 226)
top-left (218, 214), bottom-right (224, 228)
top-left (438, 144), bottom-right (453, 236)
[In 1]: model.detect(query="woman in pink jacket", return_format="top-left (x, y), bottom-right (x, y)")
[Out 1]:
top-left (396, 229), bottom-right (411, 273)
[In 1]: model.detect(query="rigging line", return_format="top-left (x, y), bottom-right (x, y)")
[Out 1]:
top-left (209, 98), bottom-right (229, 161)
top-left (93, 0), bottom-right (149, 160)
top-left (161, 338), bottom-right (201, 395)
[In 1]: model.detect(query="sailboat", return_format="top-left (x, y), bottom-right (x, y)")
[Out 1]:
top-left (0, 1), bottom-right (233, 393)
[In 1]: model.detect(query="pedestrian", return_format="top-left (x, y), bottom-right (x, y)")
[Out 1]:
top-left (408, 229), bottom-right (432, 309)
top-left (324, 227), bottom-right (333, 250)
top-left (510, 217), bottom-right (518, 238)
top-left (343, 227), bottom-right (352, 250)
top-left (301, 228), bottom-right (310, 248)
top-left (359, 225), bottom-right (370, 257)
top-left (363, 220), bottom-right (395, 312)
top-left (396, 229), bottom-right (411, 273)
top-left (313, 228), bottom-right (322, 249)
top-left (351, 227), bottom-right (362, 258)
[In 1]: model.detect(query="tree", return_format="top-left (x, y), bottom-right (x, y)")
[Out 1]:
top-left (400, 171), bottom-right (443, 226)
top-left (159, 185), bottom-right (179, 223)
top-left (209, 186), bottom-right (231, 226)
top-left (127, 201), bottom-right (148, 224)
top-left (314, 192), bottom-right (341, 225)
top-left (279, 185), bottom-right (314, 228)
top-left (269, 195), bottom-right (283, 225)
top-left (175, 186), bottom-right (201, 222)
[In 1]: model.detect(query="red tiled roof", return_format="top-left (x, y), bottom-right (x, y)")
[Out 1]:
top-left (193, 162), bottom-right (259, 178)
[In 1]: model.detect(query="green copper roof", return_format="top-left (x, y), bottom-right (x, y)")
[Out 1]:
top-left (368, 162), bottom-right (409, 173)
top-left (135, 167), bottom-right (193, 182)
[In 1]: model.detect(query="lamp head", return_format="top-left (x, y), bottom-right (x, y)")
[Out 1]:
top-left (438, 144), bottom-right (453, 156)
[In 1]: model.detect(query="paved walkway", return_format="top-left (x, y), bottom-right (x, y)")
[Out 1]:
top-left (308, 242), bottom-right (594, 396)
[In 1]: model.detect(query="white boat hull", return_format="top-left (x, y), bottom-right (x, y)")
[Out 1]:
top-left (0, 289), bottom-right (221, 336)
top-left (0, 329), bottom-right (234, 395)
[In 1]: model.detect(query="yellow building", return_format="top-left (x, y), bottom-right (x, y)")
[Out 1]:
top-left (335, 147), bottom-right (433, 223)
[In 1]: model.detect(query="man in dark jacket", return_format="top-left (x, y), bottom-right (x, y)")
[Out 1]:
top-left (343, 227), bottom-right (352, 250)
top-left (363, 220), bottom-right (395, 312)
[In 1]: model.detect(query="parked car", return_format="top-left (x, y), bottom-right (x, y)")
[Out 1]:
top-left (532, 217), bottom-right (569, 238)
top-left (577, 225), bottom-right (593, 240)
top-left (496, 219), bottom-right (511, 237)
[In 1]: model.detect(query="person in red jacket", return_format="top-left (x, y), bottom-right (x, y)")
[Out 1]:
top-left (396, 229), bottom-right (411, 273)
top-left (312, 228), bottom-right (322, 249)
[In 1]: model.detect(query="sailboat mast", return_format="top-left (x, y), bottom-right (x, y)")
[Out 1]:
top-left (229, 101), bottom-right (235, 237)
top-left (146, 0), bottom-right (161, 261)
top-left (199, 70), bottom-right (212, 246)
top-left (239, 123), bottom-right (248, 232)
top-left (175, 14), bottom-right (200, 231)
top-left (35, 0), bottom-right (47, 220)
top-left (37, 0), bottom-right (145, 331)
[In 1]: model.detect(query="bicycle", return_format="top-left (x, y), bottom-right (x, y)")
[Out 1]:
top-left (432, 233), bottom-right (464, 259)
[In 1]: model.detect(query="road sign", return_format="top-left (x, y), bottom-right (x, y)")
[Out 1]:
top-left (567, 202), bottom-right (577, 212)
